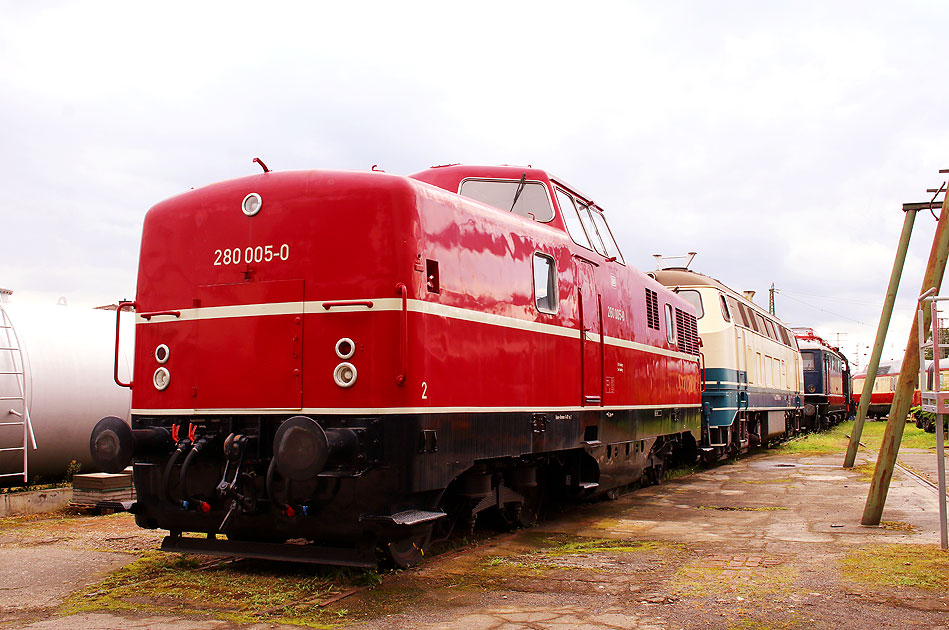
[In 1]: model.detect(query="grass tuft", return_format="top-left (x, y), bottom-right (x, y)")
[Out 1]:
top-left (59, 551), bottom-right (374, 627)
top-left (698, 506), bottom-right (788, 512)
top-left (777, 419), bottom-right (946, 455)
top-left (841, 544), bottom-right (949, 591)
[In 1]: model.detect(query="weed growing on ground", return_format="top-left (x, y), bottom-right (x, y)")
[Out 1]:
top-left (777, 423), bottom-right (852, 454)
top-left (672, 556), bottom-right (795, 599)
top-left (664, 463), bottom-right (702, 481)
top-left (466, 534), bottom-right (683, 586)
top-left (776, 420), bottom-right (943, 455)
top-left (841, 543), bottom-right (949, 591)
top-left (853, 463), bottom-right (879, 481)
top-left (739, 477), bottom-right (794, 484)
top-left (542, 536), bottom-right (677, 556)
top-left (0, 509), bottom-right (82, 533)
top-left (879, 520), bottom-right (916, 532)
top-left (60, 551), bottom-right (366, 627)
top-left (698, 506), bottom-right (788, 512)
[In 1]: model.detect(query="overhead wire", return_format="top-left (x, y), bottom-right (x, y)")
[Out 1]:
top-left (776, 290), bottom-right (883, 307)
top-left (775, 291), bottom-right (873, 326)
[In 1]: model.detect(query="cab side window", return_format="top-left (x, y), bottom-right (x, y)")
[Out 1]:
top-left (533, 253), bottom-right (558, 314)
top-left (555, 189), bottom-right (594, 251)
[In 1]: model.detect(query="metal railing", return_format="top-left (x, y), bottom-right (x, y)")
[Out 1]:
top-left (916, 289), bottom-right (949, 550)
top-left (0, 302), bottom-right (37, 483)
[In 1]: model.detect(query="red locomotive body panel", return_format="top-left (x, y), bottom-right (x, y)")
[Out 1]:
top-left (132, 167), bottom-right (699, 417)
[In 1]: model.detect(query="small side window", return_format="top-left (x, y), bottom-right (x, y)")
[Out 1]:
top-left (727, 296), bottom-right (746, 327)
top-left (664, 303), bottom-right (675, 343)
top-left (719, 295), bottom-right (730, 321)
top-left (533, 253), bottom-right (558, 314)
top-left (754, 313), bottom-right (767, 335)
top-left (779, 326), bottom-right (791, 346)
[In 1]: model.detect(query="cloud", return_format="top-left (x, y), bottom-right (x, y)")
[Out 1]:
top-left (1, 0), bottom-right (947, 361)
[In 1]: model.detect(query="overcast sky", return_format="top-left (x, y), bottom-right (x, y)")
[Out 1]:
top-left (2, 1), bottom-right (947, 370)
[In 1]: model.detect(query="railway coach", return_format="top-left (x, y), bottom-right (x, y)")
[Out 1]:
top-left (852, 360), bottom-right (921, 419)
top-left (90, 163), bottom-right (702, 567)
top-left (651, 264), bottom-right (803, 459)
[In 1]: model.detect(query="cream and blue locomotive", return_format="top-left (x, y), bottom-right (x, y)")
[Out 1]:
top-left (651, 265), bottom-right (803, 458)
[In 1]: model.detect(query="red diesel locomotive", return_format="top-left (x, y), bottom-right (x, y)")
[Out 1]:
top-left (90, 164), bottom-right (702, 567)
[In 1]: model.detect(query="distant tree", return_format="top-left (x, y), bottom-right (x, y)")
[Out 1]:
top-left (923, 325), bottom-right (949, 360)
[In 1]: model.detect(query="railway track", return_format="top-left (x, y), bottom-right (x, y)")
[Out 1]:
top-left (848, 434), bottom-right (948, 496)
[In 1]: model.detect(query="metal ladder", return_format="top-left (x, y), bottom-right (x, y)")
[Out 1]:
top-left (0, 302), bottom-right (36, 483)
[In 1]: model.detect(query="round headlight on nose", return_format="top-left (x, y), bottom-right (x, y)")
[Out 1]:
top-left (155, 344), bottom-right (169, 364)
top-left (333, 362), bottom-right (357, 388)
top-left (153, 367), bottom-right (171, 391)
top-left (335, 337), bottom-right (355, 359)
top-left (242, 192), bottom-right (262, 216)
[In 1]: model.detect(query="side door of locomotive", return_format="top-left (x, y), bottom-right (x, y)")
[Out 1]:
top-left (575, 259), bottom-right (602, 405)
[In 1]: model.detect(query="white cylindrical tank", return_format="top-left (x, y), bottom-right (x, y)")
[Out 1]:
top-left (0, 300), bottom-right (133, 481)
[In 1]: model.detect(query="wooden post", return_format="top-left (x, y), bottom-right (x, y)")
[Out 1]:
top-left (844, 206), bottom-right (918, 468)
top-left (861, 192), bottom-right (949, 525)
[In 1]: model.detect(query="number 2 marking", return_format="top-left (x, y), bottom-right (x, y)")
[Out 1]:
top-left (421, 381), bottom-right (428, 400)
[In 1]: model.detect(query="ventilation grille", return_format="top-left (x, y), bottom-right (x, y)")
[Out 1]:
top-left (646, 289), bottom-right (659, 330)
top-left (676, 308), bottom-right (700, 355)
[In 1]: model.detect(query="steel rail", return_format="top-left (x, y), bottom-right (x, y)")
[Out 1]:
top-left (848, 434), bottom-right (946, 496)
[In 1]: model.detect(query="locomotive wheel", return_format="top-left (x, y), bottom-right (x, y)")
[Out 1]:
top-left (511, 484), bottom-right (545, 527)
top-left (386, 526), bottom-right (433, 569)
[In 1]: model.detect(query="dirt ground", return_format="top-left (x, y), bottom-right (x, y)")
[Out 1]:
top-left (1, 431), bottom-right (947, 630)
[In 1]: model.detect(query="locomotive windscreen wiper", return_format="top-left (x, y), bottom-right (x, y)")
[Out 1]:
top-left (509, 172), bottom-right (527, 212)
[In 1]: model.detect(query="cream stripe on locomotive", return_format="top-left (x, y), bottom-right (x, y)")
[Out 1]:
top-left (131, 403), bottom-right (703, 416)
top-left (136, 298), bottom-right (699, 363)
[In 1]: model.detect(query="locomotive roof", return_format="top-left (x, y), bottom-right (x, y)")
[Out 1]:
top-left (409, 164), bottom-right (596, 206)
top-left (853, 360), bottom-right (904, 378)
top-left (650, 268), bottom-right (727, 289)
top-left (651, 267), bottom-right (803, 333)
top-left (794, 328), bottom-right (846, 357)
top-left (796, 337), bottom-right (850, 364)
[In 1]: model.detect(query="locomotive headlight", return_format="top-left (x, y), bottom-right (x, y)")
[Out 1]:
top-left (808, 385), bottom-right (816, 393)
top-left (153, 367), bottom-right (171, 391)
top-left (333, 362), bottom-right (357, 388)
top-left (241, 192), bottom-right (262, 216)
top-left (335, 337), bottom-right (355, 359)
top-left (155, 344), bottom-right (170, 364)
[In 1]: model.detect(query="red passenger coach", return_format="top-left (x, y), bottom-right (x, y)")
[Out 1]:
top-left (91, 164), bottom-right (702, 567)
